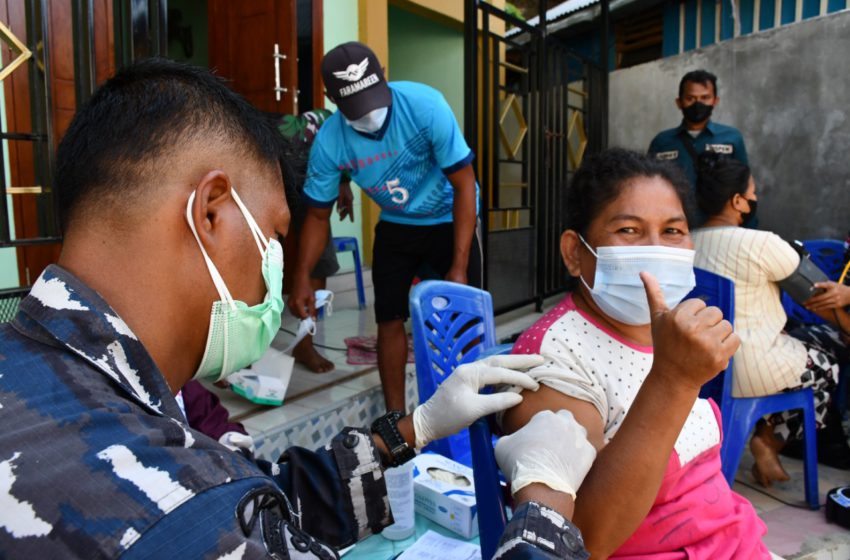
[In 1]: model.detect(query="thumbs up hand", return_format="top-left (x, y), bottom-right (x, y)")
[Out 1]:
top-left (640, 271), bottom-right (740, 391)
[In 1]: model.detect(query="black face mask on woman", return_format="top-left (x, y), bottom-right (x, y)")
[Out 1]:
top-left (740, 198), bottom-right (758, 223)
top-left (682, 101), bottom-right (713, 124)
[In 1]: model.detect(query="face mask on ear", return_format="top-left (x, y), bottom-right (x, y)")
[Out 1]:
top-left (186, 187), bottom-right (284, 381)
top-left (578, 235), bottom-right (696, 326)
top-left (345, 106), bottom-right (388, 133)
top-left (740, 197), bottom-right (758, 223)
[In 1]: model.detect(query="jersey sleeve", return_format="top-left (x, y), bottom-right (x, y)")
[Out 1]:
top-left (510, 336), bottom-right (609, 425)
top-left (759, 232), bottom-right (801, 282)
top-left (303, 136), bottom-right (343, 208)
top-left (125, 429), bottom-right (391, 559)
top-left (121, 478), bottom-right (287, 560)
top-left (428, 92), bottom-right (474, 174)
top-left (494, 502), bottom-right (589, 560)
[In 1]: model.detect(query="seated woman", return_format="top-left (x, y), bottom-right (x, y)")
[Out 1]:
top-left (691, 153), bottom-right (848, 485)
top-left (500, 148), bottom-right (770, 559)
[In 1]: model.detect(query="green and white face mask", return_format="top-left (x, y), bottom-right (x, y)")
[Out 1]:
top-left (186, 187), bottom-right (284, 381)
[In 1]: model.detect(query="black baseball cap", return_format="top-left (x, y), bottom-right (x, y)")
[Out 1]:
top-left (322, 42), bottom-right (391, 120)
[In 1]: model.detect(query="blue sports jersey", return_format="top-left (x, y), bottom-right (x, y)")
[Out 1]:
top-left (303, 81), bottom-right (478, 226)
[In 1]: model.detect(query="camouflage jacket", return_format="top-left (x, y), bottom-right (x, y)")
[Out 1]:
top-left (0, 265), bottom-right (588, 559)
top-left (0, 266), bottom-right (390, 558)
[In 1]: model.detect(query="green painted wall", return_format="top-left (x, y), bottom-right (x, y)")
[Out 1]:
top-left (322, 0), bottom-right (361, 272)
top-left (387, 6), bottom-right (464, 124)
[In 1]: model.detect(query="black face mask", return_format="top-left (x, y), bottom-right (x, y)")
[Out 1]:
top-left (682, 101), bottom-right (714, 124)
top-left (740, 198), bottom-right (758, 223)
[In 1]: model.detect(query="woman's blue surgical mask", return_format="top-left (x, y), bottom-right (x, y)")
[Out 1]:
top-left (186, 187), bottom-right (284, 381)
top-left (345, 106), bottom-right (388, 133)
top-left (578, 235), bottom-right (696, 326)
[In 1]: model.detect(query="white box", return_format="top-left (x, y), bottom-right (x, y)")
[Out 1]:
top-left (411, 453), bottom-right (479, 539)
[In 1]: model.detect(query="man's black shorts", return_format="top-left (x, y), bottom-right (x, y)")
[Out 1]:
top-left (372, 220), bottom-right (483, 323)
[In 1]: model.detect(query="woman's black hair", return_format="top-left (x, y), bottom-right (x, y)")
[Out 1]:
top-left (694, 152), bottom-right (751, 217)
top-left (565, 147), bottom-right (695, 236)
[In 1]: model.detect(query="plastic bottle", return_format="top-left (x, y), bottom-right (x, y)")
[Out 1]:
top-left (381, 461), bottom-right (416, 540)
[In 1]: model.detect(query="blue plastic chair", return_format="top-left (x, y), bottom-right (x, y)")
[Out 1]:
top-left (332, 237), bottom-right (366, 309)
top-left (804, 239), bottom-right (847, 278)
top-left (410, 282), bottom-right (510, 559)
top-left (410, 281), bottom-right (500, 467)
top-left (469, 345), bottom-right (513, 560)
top-left (780, 239), bottom-right (845, 326)
top-left (690, 267), bottom-right (819, 509)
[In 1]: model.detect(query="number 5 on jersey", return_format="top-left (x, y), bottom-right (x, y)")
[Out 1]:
top-left (386, 178), bottom-right (409, 205)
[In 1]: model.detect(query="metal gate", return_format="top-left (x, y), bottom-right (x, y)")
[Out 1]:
top-left (464, 1), bottom-right (606, 313)
top-left (0, 0), bottom-right (59, 298)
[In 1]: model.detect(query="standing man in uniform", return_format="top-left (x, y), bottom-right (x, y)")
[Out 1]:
top-left (648, 70), bottom-right (748, 201)
top-left (289, 42), bottom-right (482, 412)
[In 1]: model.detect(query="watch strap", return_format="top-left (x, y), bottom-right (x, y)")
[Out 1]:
top-left (371, 410), bottom-right (416, 467)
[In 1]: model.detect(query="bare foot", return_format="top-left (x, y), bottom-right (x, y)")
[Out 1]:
top-left (750, 432), bottom-right (790, 488)
top-left (292, 337), bottom-right (335, 373)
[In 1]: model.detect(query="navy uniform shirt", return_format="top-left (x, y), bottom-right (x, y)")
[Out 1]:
top-left (0, 265), bottom-right (588, 559)
top-left (0, 265), bottom-right (390, 558)
top-left (648, 120), bottom-right (748, 186)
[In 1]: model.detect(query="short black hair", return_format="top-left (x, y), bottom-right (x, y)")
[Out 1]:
top-left (55, 57), bottom-right (284, 229)
top-left (695, 152), bottom-right (751, 217)
top-left (566, 148), bottom-right (694, 237)
top-left (678, 69), bottom-right (718, 98)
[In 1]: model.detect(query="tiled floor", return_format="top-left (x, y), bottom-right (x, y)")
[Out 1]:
top-left (211, 272), bottom-right (850, 558)
top-left (733, 452), bottom-right (850, 559)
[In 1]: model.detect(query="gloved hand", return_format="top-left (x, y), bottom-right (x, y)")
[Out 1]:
top-left (495, 409), bottom-right (597, 499)
top-left (412, 354), bottom-right (544, 449)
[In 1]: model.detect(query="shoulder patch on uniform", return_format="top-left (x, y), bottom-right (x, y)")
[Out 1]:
top-left (706, 144), bottom-right (733, 154)
top-left (655, 150), bottom-right (679, 160)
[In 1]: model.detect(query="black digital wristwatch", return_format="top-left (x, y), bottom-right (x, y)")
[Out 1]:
top-left (370, 410), bottom-right (416, 467)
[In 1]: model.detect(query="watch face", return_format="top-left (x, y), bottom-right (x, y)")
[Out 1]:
top-left (391, 444), bottom-right (408, 455)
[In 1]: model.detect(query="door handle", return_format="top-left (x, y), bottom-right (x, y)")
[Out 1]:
top-left (273, 43), bottom-right (287, 101)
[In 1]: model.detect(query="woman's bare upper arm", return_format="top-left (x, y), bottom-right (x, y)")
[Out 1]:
top-left (501, 384), bottom-right (607, 451)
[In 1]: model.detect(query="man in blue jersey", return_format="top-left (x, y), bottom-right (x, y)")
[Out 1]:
top-left (289, 42), bottom-right (482, 412)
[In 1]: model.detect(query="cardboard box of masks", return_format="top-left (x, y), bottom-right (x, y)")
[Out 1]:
top-left (411, 453), bottom-right (479, 538)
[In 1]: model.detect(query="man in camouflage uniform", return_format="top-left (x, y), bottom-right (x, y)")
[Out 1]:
top-left (0, 59), bottom-right (591, 559)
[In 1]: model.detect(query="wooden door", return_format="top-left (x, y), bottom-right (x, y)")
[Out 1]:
top-left (208, 0), bottom-right (298, 115)
top-left (0, 0), bottom-right (113, 287)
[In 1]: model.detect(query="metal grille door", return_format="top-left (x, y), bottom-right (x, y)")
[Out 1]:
top-left (464, 1), bottom-right (605, 313)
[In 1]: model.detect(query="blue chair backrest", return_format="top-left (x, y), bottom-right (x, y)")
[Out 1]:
top-left (804, 239), bottom-right (845, 279)
top-left (410, 281), bottom-right (498, 462)
top-left (781, 292), bottom-right (824, 326)
top-left (687, 268), bottom-right (735, 409)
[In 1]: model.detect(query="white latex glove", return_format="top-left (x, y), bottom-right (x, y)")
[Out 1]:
top-left (495, 409), bottom-right (597, 499)
top-left (412, 354), bottom-right (544, 449)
